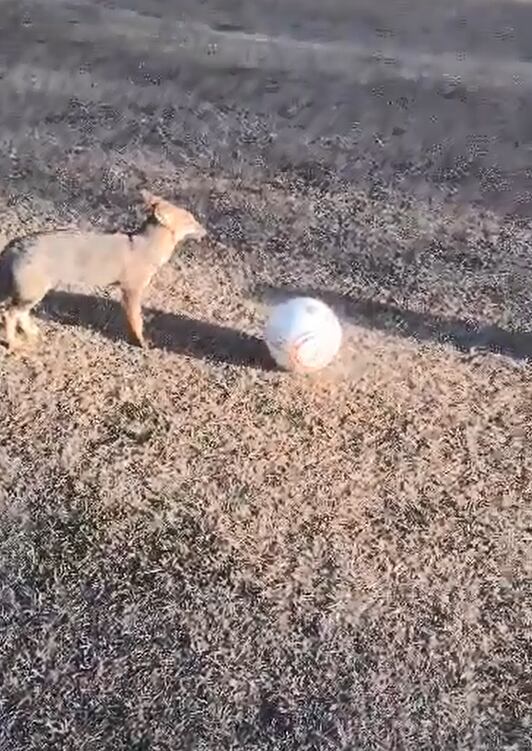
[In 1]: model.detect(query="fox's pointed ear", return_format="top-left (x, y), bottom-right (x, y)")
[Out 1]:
top-left (153, 203), bottom-right (175, 230)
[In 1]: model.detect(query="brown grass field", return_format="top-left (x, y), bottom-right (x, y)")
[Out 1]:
top-left (0, 1), bottom-right (531, 749)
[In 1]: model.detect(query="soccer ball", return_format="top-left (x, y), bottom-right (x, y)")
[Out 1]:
top-left (264, 297), bottom-right (342, 372)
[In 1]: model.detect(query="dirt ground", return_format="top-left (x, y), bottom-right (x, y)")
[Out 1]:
top-left (0, 0), bottom-right (531, 749)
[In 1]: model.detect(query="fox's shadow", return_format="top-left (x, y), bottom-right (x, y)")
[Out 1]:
top-left (39, 290), bottom-right (274, 370)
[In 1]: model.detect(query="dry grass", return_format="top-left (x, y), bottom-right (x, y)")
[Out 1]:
top-left (1, 1), bottom-right (532, 749)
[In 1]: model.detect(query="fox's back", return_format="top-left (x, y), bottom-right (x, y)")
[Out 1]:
top-left (13, 231), bottom-right (130, 288)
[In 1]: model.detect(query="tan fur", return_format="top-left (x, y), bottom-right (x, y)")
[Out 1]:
top-left (2, 191), bottom-right (206, 349)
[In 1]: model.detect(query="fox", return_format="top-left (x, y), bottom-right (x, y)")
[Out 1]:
top-left (0, 190), bottom-right (206, 350)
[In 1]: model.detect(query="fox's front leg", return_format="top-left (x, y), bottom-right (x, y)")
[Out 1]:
top-left (3, 301), bottom-right (40, 350)
top-left (121, 287), bottom-right (146, 347)
top-left (3, 307), bottom-right (19, 349)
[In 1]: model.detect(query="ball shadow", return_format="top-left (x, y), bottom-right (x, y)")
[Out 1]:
top-left (254, 283), bottom-right (532, 362)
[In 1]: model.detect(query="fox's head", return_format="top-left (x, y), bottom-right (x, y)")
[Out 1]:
top-left (141, 190), bottom-right (206, 243)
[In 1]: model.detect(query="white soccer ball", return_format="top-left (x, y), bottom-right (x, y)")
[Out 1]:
top-left (264, 297), bottom-right (342, 372)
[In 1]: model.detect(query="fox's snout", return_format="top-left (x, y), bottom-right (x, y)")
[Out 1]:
top-left (177, 215), bottom-right (207, 243)
top-left (191, 224), bottom-right (207, 241)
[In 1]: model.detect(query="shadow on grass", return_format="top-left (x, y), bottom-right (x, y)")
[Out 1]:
top-left (40, 290), bottom-right (275, 371)
top-left (254, 284), bottom-right (532, 362)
